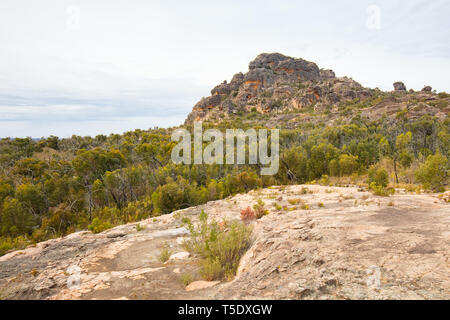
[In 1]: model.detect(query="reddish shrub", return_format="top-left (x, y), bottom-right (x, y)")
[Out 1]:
top-left (240, 206), bottom-right (256, 222)
top-left (218, 220), bottom-right (228, 231)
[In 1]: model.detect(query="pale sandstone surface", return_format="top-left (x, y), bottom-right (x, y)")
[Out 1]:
top-left (0, 185), bottom-right (448, 300)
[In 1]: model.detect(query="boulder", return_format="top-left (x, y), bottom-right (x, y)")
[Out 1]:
top-left (248, 53), bottom-right (321, 82)
top-left (324, 92), bottom-right (340, 105)
top-left (34, 278), bottom-right (55, 291)
top-left (421, 86), bottom-right (432, 92)
top-left (243, 68), bottom-right (275, 91)
top-left (194, 95), bottom-right (222, 111)
top-left (393, 81), bottom-right (407, 91)
top-left (320, 69), bottom-right (336, 79)
top-left (211, 81), bottom-right (231, 96)
top-left (168, 251), bottom-right (190, 261)
top-left (106, 231), bottom-right (127, 238)
top-left (248, 52), bottom-right (288, 70)
top-left (229, 72), bottom-right (244, 91)
top-left (314, 103), bottom-right (327, 113)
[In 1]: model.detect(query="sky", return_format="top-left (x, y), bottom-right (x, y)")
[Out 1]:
top-left (0, 0), bottom-right (449, 138)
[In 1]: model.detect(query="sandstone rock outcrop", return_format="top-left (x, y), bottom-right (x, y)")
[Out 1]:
top-left (1, 185), bottom-right (448, 300)
top-left (393, 81), bottom-right (407, 91)
top-left (185, 53), bottom-right (372, 123)
top-left (185, 53), bottom-right (448, 126)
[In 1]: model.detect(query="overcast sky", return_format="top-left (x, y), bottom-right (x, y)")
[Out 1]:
top-left (0, 0), bottom-right (449, 138)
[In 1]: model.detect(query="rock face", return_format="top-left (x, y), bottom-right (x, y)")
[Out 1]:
top-left (185, 53), bottom-right (448, 125)
top-left (248, 53), bottom-right (321, 82)
top-left (185, 52), bottom-right (376, 123)
top-left (0, 185), bottom-right (448, 300)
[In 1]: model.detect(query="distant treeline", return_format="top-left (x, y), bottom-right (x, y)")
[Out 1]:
top-left (0, 113), bottom-right (448, 255)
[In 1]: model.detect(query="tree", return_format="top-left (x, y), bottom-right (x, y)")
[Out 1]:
top-left (101, 166), bottom-right (148, 209)
top-left (15, 183), bottom-right (46, 216)
top-left (415, 153), bottom-right (448, 191)
top-left (379, 131), bottom-right (413, 184)
top-left (1, 197), bottom-right (35, 236)
top-left (40, 203), bottom-right (77, 236)
top-left (151, 177), bottom-right (187, 214)
top-left (307, 143), bottom-right (339, 179)
top-left (0, 177), bottom-right (14, 204)
top-left (338, 154), bottom-right (359, 176)
top-left (224, 171), bottom-right (262, 195)
top-left (72, 148), bottom-right (126, 184)
top-left (278, 146), bottom-right (308, 183)
top-left (72, 148), bottom-right (126, 214)
top-left (368, 165), bottom-right (389, 188)
top-left (13, 158), bottom-right (48, 182)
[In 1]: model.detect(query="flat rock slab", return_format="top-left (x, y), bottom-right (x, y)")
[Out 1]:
top-left (106, 232), bottom-right (127, 238)
top-left (168, 252), bottom-right (190, 261)
top-left (0, 184), bottom-right (448, 300)
top-left (152, 227), bottom-right (189, 238)
top-left (186, 281), bottom-right (220, 291)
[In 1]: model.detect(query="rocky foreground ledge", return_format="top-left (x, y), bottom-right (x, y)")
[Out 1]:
top-left (0, 185), bottom-right (448, 300)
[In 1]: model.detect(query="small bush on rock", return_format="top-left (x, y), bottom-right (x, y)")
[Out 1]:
top-left (182, 210), bottom-right (252, 281)
top-left (158, 244), bottom-right (171, 263)
top-left (240, 207), bottom-right (256, 222)
top-left (252, 199), bottom-right (268, 219)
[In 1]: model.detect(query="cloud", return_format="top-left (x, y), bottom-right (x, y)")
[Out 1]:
top-left (0, 0), bottom-right (449, 137)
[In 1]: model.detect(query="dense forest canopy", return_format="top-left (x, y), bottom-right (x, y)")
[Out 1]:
top-left (0, 106), bottom-right (448, 256)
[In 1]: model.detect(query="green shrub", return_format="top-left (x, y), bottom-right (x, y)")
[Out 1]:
top-left (0, 236), bottom-right (31, 256)
top-left (0, 238), bottom-right (13, 256)
top-left (415, 153), bottom-right (448, 191)
top-left (1, 197), bottom-right (35, 236)
top-left (300, 186), bottom-right (310, 194)
top-left (319, 175), bottom-right (329, 185)
top-left (180, 273), bottom-right (194, 287)
top-left (287, 198), bottom-right (301, 205)
top-left (368, 166), bottom-right (389, 187)
top-left (252, 199), bottom-right (268, 219)
top-left (369, 183), bottom-right (395, 196)
top-left (338, 154), bottom-right (359, 176)
top-left (300, 203), bottom-right (310, 210)
top-left (182, 210), bottom-right (252, 281)
top-left (158, 245), bottom-right (171, 263)
top-left (87, 217), bottom-right (112, 234)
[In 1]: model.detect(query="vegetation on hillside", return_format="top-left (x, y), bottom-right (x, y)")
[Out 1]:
top-left (0, 109), bottom-right (448, 255)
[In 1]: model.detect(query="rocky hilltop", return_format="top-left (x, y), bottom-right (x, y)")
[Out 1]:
top-left (0, 54), bottom-right (448, 301)
top-left (0, 185), bottom-right (448, 300)
top-left (186, 53), bottom-right (449, 126)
